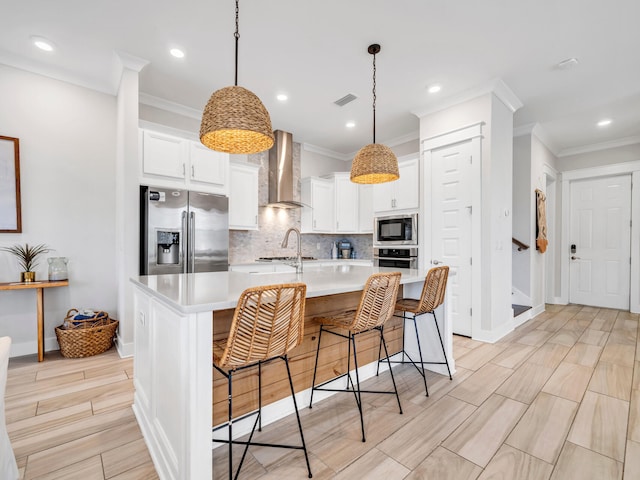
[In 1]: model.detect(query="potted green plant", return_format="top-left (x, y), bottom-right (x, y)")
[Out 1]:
top-left (0, 243), bottom-right (51, 282)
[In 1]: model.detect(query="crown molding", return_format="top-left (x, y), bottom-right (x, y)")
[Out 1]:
top-left (557, 135), bottom-right (640, 158)
top-left (115, 51), bottom-right (149, 73)
top-left (0, 50), bottom-right (115, 95)
top-left (138, 92), bottom-right (202, 120)
top-left (411, 78), bottom-right (523, 119)
top-left (513, 123), bottom-right (536, 137)
top-left (302, 143), bottom-right (350, 161)
top-left (386, 131), bottom-right (420, 148)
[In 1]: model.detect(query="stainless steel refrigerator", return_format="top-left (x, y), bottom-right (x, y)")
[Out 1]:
top-left (139, 186), bottom-right (229, 275)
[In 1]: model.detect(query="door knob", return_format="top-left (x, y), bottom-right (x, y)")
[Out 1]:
top-left (432, 260), bottom-right (442, 265)
top-left (571, 256), bottom-right (581, 260)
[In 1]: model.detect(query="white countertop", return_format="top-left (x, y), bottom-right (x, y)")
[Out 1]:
top-left (131, 264), bottom-right (428, 314)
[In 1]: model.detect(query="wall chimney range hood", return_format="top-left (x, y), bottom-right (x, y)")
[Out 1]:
top-left (266, 130), bottom-right (303, 208)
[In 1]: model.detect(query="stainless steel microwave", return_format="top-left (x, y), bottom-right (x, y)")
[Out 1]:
top-left (374, 213), bottom-right (418, 246)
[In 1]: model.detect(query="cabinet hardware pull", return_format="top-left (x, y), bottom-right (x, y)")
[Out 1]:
top-left (191, 165), bottom-right (195, 178)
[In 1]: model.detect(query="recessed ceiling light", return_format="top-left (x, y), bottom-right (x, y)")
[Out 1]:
top-left (276, 94), bottom-right (288, 101)
top-left (597, 119), bottom-right (612, 127)
top-left (346, 122), bottom-right (356, 128)
top-left (31, 36), bottom-right (54, 52)
top-left (427, 84), bottom-right (442, 94)
top-left (170, 48), bottom-right (185, 58)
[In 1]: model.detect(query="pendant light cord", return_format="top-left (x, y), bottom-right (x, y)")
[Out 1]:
top-left (372, 50), bottom-right (377, 144)
top-left (234, 0), bottom-right (240, 86)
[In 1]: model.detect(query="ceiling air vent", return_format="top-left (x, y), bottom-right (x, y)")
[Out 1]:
top-left (334, 93), bottom-right (357, 107)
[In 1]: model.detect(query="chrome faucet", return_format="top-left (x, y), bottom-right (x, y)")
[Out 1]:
top-left (281, 227), bottom-right (303, 273)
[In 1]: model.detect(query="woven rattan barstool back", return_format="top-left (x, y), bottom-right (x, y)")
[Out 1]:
top-left (309, 272), bottom-right (403, 442)
top-left (213, 283), bottom-right (312, 480)
top-left (386, 265), bottom-right (452, 397)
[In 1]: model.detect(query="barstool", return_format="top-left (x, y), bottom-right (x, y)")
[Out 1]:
top-left (382, 265), bottom-right (451, 397)
top-left (212, 283), bottom-right (312, 480)
top-left (309, 272), bottom-right (402, 442)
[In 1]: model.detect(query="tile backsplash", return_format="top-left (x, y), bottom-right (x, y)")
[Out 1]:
top-left (228, 142), bottom-right (372, 264)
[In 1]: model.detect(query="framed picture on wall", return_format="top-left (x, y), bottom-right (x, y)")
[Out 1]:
top-left (0, 135), bottom-right (22, 233)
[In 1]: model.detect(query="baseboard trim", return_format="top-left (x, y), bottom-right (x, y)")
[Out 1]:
top-left (115, 336), bottom-right (134, 358)
top-left (9, 336), bottom-right (59, 358)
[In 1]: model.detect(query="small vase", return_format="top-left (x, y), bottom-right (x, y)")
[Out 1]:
top-left (21, 271), bottom-right (36, 282)
top-left (48, 257), bottom-right (69, 281)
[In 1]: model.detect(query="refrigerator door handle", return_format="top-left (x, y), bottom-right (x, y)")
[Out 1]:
top-left (190, 211), bottom-right (196, 273)
top-left (181, 211), bottom-right (188, 274)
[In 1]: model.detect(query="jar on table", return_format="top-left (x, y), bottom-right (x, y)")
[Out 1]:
top-left (47, 257), bottom-right (68, 281)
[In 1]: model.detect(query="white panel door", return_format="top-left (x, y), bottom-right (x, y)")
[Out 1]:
top-left (431, 141), bottom-right (473, 336)
top-left (569, 175), bottom-right (631, 309)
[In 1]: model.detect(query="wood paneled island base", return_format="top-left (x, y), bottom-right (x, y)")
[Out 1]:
top-left (212, 289), bottom-right (404, 425)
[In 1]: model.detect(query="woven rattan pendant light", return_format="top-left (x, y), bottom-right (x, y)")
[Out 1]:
top-left (200, 0), bottom-right (274, 154)
top-left (350, 44), bottom-right (399, 184)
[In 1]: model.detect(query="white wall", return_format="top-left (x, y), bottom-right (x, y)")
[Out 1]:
top-left (530, 133), bottom-right (558, 311)
top-left (0, 64), bottom-right (117, 357)
top-left (420, 93), bottom-right (515, 341)
top-left (558, 144), bottom-right (640, 171)
top-left (301, 148), bottom-right (348, 177)
top-left (512, 135), bottom-right (531, 296)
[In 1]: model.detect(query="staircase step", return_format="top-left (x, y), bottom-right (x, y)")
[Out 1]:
top-left (512, 304), bottom-right (532, 317)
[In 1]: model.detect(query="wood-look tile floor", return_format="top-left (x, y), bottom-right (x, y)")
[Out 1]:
top-left (5, 304), bottom-right (639, 479)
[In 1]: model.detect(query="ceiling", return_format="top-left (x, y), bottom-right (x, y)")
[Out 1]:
top-left (1, 0), bottom-right (639, 159)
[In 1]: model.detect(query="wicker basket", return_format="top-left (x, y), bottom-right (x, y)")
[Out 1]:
top-left (55, 309), bottom-right (118, 358)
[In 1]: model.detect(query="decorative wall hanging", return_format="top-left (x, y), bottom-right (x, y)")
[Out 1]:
top-left (0, 136), bottom-right (21, 233)
top-left (535, 188), bottom-right (548, 253)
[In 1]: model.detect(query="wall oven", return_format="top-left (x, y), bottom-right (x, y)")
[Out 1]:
top-left (374, 213), bottom-right (418, 246)
top-left (373, 247), bottom-right (418, 269)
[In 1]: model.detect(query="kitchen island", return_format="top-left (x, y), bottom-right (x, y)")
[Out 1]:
top-left (130, 264), bottom-right (454, 480)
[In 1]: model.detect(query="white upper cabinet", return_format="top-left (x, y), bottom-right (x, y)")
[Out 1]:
top-left (229, 162), bottom-right (259, 231)
top-left (358, 184), bottom-right (373, 233)
top-left (331, 173), bottom-right (359, 233)
top-left (373, 157), bottom-right (420, 213)
top-left (189, 143), bottom-right (228, 192)
top-left (301, 177), bottom-right (334, 233)
top-left (141, 130), bottom-right (187, 179)
top-left (140, 128), bottom-right (229, 195)
top-left (301, 173), bottom-right (374, 234)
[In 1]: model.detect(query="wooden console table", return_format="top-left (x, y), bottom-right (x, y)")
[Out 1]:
top-left (0, 280), bottom-right (69, 361)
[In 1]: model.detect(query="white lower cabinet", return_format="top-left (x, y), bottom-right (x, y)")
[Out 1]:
top-left (229, 162), bottom-right (259, 230)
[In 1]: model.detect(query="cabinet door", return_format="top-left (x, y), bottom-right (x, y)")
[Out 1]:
top-left (334, 174), bottom-right (359, 232)
top-left (312, 180), bottom-right (334, 232)
top-left (229, 163), bottom-right (259, 230)
top-left (189, 143), bottom-right (229, 193)
top-left (142, 130), bottom-right (187, 179)
top-left (358, 184), bottom-right (374, 233)
top-left (395, 157), bottom-right (420, 210)
top-left (372, 181), bottom-right (394, 212)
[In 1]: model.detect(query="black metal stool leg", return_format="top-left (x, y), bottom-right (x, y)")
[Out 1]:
top-left (433, 311), bottom-right (452, 380)
top-left (412, 314), bottom-right (429, 396)
top-left (375, 331), bottom-right (383, 376)
top-left (309, 326), bottom-right (324, 408)
top-left (350, 333), bottom-right (366, 442)
top-left (227, 370), bottom-right (233, 480)
top-left (379, 327), bottom-right (403, 414)
top-left (284, 355), bottom-right (313, 478)
top-left (258, 361), bottom-right (263, 431)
